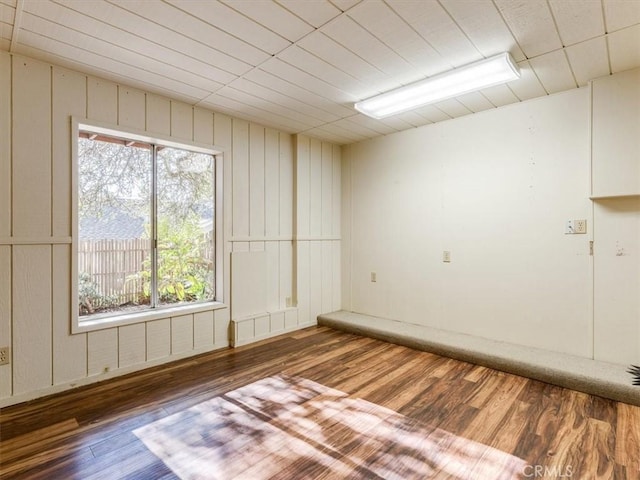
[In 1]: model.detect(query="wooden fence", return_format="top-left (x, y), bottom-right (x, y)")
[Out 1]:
top-left (78, 239), bottom-right (149, 304)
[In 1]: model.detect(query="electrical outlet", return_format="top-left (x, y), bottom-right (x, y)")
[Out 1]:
top-left (371, 272), bottom-right (377, 282)
top-left (443, 251), bottom-right (451, 263)
top-left (566, 219), bottom-right (587, 234)
top-left (0, 346), bottom-right (10, 366)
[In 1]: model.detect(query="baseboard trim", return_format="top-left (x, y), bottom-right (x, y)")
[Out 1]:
top-left (318, 310), bottom-right (640, 407)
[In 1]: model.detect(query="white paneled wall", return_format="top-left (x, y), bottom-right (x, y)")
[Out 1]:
top-left (342, 88), bottom-right (594, 359)
top-left (294, 136), bottom-right (342, 327)
top-left (228, 133), bottom-right (342, 347)
top-left (0, 51), bottom-right (341, 406)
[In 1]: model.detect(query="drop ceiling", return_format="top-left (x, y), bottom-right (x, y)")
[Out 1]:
top-left (1, 0), bottom-right (639, 145)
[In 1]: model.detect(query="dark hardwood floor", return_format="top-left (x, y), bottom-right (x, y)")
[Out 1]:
top-left (0, 326), bottom-right (638, 479)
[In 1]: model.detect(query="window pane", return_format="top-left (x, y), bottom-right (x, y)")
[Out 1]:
top-left (78, 135), bottom-right (152, 318)
top-left (156, 147), bottom-right (215, 305)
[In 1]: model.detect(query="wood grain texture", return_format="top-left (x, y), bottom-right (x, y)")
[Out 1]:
top-left (2, 327), bottom-right (637, 479)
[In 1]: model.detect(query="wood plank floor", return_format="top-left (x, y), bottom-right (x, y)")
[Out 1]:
top-left (1, 326), bottom-right (639, 479)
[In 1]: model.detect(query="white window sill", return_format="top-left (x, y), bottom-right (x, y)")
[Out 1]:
top-left (72, 301), bottom-right (228, 334)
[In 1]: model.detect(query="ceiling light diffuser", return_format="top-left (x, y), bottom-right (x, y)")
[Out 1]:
top-left (354, 53), bottom-right (521, 119)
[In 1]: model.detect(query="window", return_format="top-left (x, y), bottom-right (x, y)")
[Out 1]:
top-left (75, 122), bottom-right (220, 327)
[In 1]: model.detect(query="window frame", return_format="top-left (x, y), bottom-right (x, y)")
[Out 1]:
top-left (71, 117), bottom-right (225, 334)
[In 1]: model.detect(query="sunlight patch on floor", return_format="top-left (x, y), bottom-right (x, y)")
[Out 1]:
top-left (134, 374), bottom-right (526, 479)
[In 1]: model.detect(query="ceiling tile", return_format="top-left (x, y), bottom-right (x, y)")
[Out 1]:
top-left (298, 31), bottom-right (388, 84)
top-left (0, 3), bottom-right (14, 24)
top-left (260, 57), bottom-right (357, 103)
top-left (166, 0), bottom-right (291, 54)
top-left (224, 77), bottom-right (341, 123)
top-left (389, 0), bottom-right (483, 68)
top-left (508, 61), bottom-right (547, 100)
top-left (15, 35), bottom-right (208, 103)
top-left (549, 0), bottom-right (605, 46)
top-left (479, 84), bottom-right (520, 107)
top-left (0, 23), bottom-right (11, 41)
top-left (604, 0), bottom-right (640, 32)
top-left (412, 104), bottom-right (452, 123)
top-left (276, 0), bottom-right (341, 28)
top-left (302, 125), bottom-right (366, 144)
top-left (566, 36), bottom-right (610, 85)
top-left (200, 94), bottom-right (311, 133)
top-left (20, 10), bottom-right (225, 92)
top-left (320, 14), bottom-right (415, 79)
top-left (494, 0), bottom-right (563, 58)
top-left (243, 68), bottom-right (355, 117)
top-left (608, 24), bottom-right (640, 72)
top-left (456, 91), bottom-right (496, 113)
top-left (111, 0), bottom-right (270, 67)
top-left (528, 49), bottom-right (577, 93)
top-left (26, 1), bottom-right (246, 82)
top-left (277, 45), bottom-right (370, 95)
top-left (433, 99), bottom-right (473, 118)
top-left (220, 0), bottom-right (314, 42)
top-left (439, 0), bottom-right (525, 61)
top-left (348, 113), bottom-right (402, 136)
top-left (329, 0), bottom-right (362, 12)
top-left (348, 0), bottom-right (450, 75)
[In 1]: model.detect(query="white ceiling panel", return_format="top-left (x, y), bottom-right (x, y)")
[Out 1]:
top-left (274, 46), bottom-right (370, 96)
top-left (200, 94), bottom-right (313, 133)
top-left (25, 1), bottom-right (243, 83)
top-left (166, 0), bottom-right (291, 54)
top-left (260, 57), bottom-right (358, 104)
top-left (321, 14), bottom-right (414, 78)
top-left (348, 0), bottom-right (450, 75)
top-left (302, 124), bottom-right (367, 144)
top-left (439, 0), bottom-right (525, 61)
top-left (298, 31), bottom-right (388, 84)
top-left (566, 36), bottom-right (610, 86)
top-left (412, 105), bottom-right (452, 123)
top-left (1, 0), bottom-right (638, 145)
top-left (507, 61), bottom-right (547, 101)
top-left (220, 0), bottom-right (314, 42)
top-left (529, 50), bottom-right (577, 94)
top-left (329, 0), bottom-right (361, 12)
top-left (111, 0), bottom-right (271, 67)
top-left (0, 2), bottom-right (14, 23)
top-left (549, 0), bottom-right (605, 46)
top-left (275, 0), bottom-right (341, 28)
top-left (456, 91), bottom-right (496, 113)
top-left (604, 0), bottom-right (640, 32)
top-left (64, 0), bottom-right (254, 76)
top-left (433, 99), bottom-right (473, 118)
top-left (243, 68), bottom-right (355, 118)
top-left (20, 11), bottom-right (225, 93)
top-left (494, 0), bottom-right (563, 58)
top-left (479, 84), bottom-right (520, 107)
top-left (213, 86), bottom-right (321, 129)
top-left (608, 24), bottom-right (640, 72)
top-left (15, 38), bottom-right (207, 104)
top-left (389, 0), bottom-right (483, 68)
top-left (222, 77), bottom-right (341, 123)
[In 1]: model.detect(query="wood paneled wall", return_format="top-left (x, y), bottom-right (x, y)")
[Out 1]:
top-left (0, 52), bottom-right (341, 406)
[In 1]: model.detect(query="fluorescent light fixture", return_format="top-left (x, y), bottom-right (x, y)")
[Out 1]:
top-left (354, 53), bottom-right (520, 119)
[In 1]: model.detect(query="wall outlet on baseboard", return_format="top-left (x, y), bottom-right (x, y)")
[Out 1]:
top-left (443, 251), bottom-right (451, 263)
top-left (371, 272), bottom-right (377, 282)
top-left (0, 346), bottom-right (10, 366)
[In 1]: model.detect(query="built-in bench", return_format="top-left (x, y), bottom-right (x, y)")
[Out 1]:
top-left (318, 310), bottom-right (640, 407)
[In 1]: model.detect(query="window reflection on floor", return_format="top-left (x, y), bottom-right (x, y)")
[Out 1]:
top-left (134, 374), bottom-right (527, 479)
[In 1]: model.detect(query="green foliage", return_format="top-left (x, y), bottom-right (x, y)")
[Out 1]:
top-left (129, 216), bottom-right (213, 304)
top-left (78, 272), bottom-right (119, 315)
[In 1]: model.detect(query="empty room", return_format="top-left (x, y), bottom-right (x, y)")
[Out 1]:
top-left (0, 0), bottom-right (639, 478)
